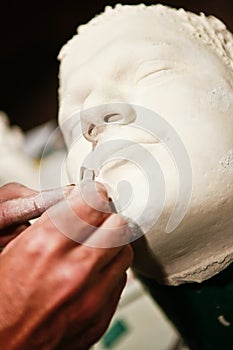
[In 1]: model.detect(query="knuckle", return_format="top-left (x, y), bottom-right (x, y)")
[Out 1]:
top-left (24, 225), bottom-right (60, 258)
top-left (54, 263), bottom-right (77, 288)
top-left (24, 232), bottom-right (48, 257)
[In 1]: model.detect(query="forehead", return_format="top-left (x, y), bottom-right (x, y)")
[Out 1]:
top-left (61, 10), bottom-right (230, 90)
top-left (62, 12), bottom-right (190, 72)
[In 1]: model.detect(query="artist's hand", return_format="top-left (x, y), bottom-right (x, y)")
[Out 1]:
top-left (0, 182), bottom-right (133, 350)
top-left (0, 182), bottom-right (38, 250)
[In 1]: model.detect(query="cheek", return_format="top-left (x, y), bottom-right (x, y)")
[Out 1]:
top-left (131, 78), bottom-right (231, 158)
top-left (132, 77), bottom-right (201, 120)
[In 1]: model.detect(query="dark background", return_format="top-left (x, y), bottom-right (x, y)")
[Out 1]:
top-left (0, 0), bottom-right (232, 130)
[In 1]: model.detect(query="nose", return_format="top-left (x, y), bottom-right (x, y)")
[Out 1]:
top-left (80, 90), bottom-right (136, 145)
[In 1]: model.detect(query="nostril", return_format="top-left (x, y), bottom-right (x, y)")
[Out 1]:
top-left (84, 123), bottom-right (98, 144)
top-left (88, 123), bottom-right (97, 137)
top-left (104, 113), bottom-right (122, 123)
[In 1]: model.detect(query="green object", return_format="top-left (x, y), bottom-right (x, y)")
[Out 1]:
top-left (137, 263), bottom-right (233, 350)
top-left (101, 318), bottom-right (129, 349)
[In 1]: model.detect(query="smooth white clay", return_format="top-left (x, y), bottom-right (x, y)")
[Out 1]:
top-left (58, 4), bottom-right (233, 285)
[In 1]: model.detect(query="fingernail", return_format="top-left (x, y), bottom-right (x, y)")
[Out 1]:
top-left (108, 197), bottom-right (117, 213)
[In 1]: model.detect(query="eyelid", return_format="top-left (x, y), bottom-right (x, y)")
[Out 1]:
top-left (135, 60), bottom-right (174, 84)
top-left (136, 68), bottom-right (173, 84)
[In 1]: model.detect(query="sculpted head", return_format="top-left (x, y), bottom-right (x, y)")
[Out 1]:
top-left (58, 4), bottom-right (233, 285)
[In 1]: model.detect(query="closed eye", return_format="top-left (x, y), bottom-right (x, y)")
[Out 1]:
top-left (135, 67), bottom-right (175, 84)
top-left (134, 59), bottom-right (176, 84)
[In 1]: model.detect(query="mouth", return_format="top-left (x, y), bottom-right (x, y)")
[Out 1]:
top-left (79, 141), bottom-right (137, 181)
top-left (102, 124), bottom-right (160, 142)
top-left (87, 139), bottom-right (162, 182)
top-left (77, 124), bottom-right (162, 182)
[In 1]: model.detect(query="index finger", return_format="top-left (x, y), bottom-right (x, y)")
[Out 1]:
top-left (14, 182), bottom-right (113, 254)
top-left (0, 185), bottom-right (75, 229)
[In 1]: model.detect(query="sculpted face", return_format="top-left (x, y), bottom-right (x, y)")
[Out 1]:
top-left (58, 5), bottom-right (233, 285)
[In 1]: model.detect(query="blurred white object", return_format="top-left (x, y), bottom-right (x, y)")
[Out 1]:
top-left (23, 120), bottom-right (69, 190)
top-left (0, 111), bottom-right (38, 189)
top-left (23, 120), bottom-right (65, 159)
